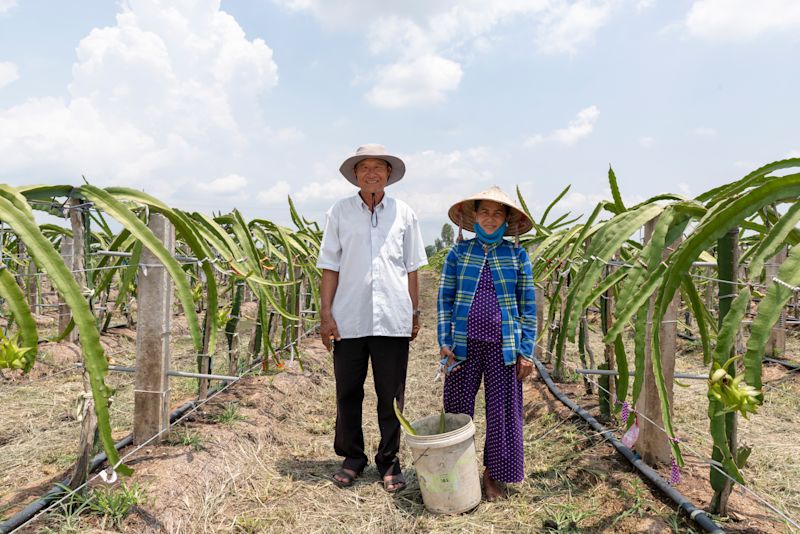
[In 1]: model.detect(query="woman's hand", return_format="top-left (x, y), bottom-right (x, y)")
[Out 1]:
top-left (516, 357), bottom-right (533, 381)
top-left (440, 346), bottom-right (459, 374)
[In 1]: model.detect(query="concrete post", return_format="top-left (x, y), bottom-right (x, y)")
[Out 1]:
top-left (67, 199), bottom-right (86, 343)
top-left (134, 214), bottom-right (174, 445)
top-left (766, 246), bottom-right (788, 358)
top-left (638, 217), bottom-right (680, 466)
top-left (58, 236), bottom-right (74, 335)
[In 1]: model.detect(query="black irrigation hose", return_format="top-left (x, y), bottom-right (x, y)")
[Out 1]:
top-left (763, 357), bottom-right (800, 372)
top-left (0, 385), bottom-right (224, 533)
top-left (531, 356), bottom-right (725, 534)
top-left (0, 328), bottom-right (313, 534)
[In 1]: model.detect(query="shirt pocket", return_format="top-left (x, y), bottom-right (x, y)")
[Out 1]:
top-left (380, 223), bottom-right (406, 267)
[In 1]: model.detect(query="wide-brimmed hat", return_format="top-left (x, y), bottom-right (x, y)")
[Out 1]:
top-left (447, 185), bottom-right (533, 237)
top-left (339, 144), bottom-right (406, 186)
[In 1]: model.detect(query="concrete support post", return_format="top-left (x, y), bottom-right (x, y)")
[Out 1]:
top-left (766, 246), bottom-right (788, 358)
top-left (58, 237), bottom-right (74, 335)
top-left (134, 214), bottom-right (174, 445)
top-left (638, 217), bottom-right (680, 466)
top-left (67, 200), bottom-right (86, 343)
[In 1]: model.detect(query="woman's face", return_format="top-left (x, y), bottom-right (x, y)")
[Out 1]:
top-left (475, 200), bottom-right (507, 234)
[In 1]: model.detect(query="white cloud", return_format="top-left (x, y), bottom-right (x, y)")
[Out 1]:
top-left (639, 136), bottom-right (654, 148)
top-left (554, 188), bottom-right (644, 212)
top-left (272, 127), bottom-right (305, 142)
top-left (392, 147), bottom-right (496, 220)
top-left (296, 178), bottom-right (354, 203)
top-left (636, 0), bottom-right (655, 11)
top-left (685, 0), bottom-right (800, 41)
top-left (0, 0), bottom-right (279, 187)
top-left (786, 149), bottom-right (800, 158)
top-left (257, 180), bottom-right (291, 204)
top-left (0, 61), bottom-right (18, 87)
top-left (0, 0), bottom-right (17, 15)
top-left (692, 126), bottom-right (717, 137)
top-left (365, 55), bottom-right (463, 108)
top-left (525, 105), bottom-right (600, 146)
top-left (536, 0), bottom-right (615, 55)
top-left (199, 174), bottom-right (248, 194)
top-left (275, 0), bottom-right (618, 107)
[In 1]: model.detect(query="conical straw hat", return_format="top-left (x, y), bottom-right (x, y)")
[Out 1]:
top-left (447, 185), bottom-right (533, 236)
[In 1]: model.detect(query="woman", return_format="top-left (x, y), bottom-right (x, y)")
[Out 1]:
top-left (437, 186), bottom-right (536, 501)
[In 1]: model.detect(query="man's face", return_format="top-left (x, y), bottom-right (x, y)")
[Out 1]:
top-left (355, 158), bottom-right (390, 197)
top-left (475, 200), bottom-right (508, 234)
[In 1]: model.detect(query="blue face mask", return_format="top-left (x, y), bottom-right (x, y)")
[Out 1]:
top-left (474, 222), bottom-right (507, 245)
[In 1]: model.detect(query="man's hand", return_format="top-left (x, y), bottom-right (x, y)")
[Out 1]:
top-left (516, 357), bottom-right (533, 381)
top-left (411, 315), bottom-right (421, 341)
top-left (440, 346), bottom-right (459, 374)
top-left (321, 313), bottom-right (341, 352)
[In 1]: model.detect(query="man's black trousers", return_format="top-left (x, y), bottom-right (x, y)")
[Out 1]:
top-left (333, 336), bottom-right (409, 478)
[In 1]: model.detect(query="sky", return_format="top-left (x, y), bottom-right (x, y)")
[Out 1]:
top-left (0, 0), bottom-right (799, 245)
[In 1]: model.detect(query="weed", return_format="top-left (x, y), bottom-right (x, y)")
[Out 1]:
top-left (211, 402), bottom-right (246, 425)
top-left (61, 481), bottom-right (147, 528)
top-left (41, 500), bottom-right (92, 534)
top-left (542, 500), bottom-right (593, 532)
top-left (665, 511), bottom-right (699, 533)
top-left (234, 515), bottom-right (270, 533)
top-left (611, 483), bottom-right (648, 525)
top-left (168, 428), bottom-right (204, 451)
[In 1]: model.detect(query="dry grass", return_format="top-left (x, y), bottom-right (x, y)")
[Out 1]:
top-left (4, 271), bottom-right (800, 533)
top-left (0, 302), bottom-right (264, 517)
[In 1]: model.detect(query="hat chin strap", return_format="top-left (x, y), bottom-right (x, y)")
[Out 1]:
top-left (457, 211), bottom-right (464, 242)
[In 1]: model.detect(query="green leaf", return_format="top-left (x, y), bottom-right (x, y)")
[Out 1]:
top-left (608, 165), bottom-right (625, 214)
top-left (0, 191), bottom-right (131, 475)
top-left (78, 185), bottom-right (202, 354)
top-left (0, 266), bottom-right (38, 371)
top-left (540, 184), bottom-right (571, 227)
top-left (745, 201), bottom-right (800, 279)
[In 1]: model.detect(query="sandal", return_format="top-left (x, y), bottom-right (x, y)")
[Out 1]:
top-left (383, 472), bottom-right (406, 493)
top-left (331, 467), bottom-right (361, 488)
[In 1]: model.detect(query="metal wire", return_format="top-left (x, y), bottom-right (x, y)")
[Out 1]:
top-left (18, 326), bottom-right (317, 531)
top-left (538, 341), bottom-right (800, 530)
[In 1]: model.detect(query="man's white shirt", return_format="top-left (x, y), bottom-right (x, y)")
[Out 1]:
top-left (316, 194), bottom-right (428, 338)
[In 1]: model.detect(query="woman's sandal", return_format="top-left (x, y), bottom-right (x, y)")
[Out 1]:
top-left (331, 467), bottom-right (361, 488)
top-left (383, 472), bottom-right (406, 493)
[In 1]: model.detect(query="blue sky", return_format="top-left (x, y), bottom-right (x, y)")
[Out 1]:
top-left (1, 0), bottom-right (798, 244)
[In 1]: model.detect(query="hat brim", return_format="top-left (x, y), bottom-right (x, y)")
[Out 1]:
top-left (447, 195), bottom-right (533, 237)
top-left (339, 155), bottom-right (405, 186)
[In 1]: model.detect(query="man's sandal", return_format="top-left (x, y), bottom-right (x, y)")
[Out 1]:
top-left (383, 472), bottom-right (406, 493)
top-left (331, 467), bottom-right (361, 488)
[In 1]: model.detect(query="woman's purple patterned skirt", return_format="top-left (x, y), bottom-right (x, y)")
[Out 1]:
top-left (443, 263), bottom-right (524, 483)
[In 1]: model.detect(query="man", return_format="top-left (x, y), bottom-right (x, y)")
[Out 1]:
top-left (317, 144), bottom-right (427, 493)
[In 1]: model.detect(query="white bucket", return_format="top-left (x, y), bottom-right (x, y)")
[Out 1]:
top-left (405, 413), bottom-right (481, 514)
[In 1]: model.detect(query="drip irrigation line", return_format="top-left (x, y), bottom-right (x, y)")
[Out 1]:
top-left (0, 327), bottom-right (316, 534)
top-left (763, 357), bottom-right (800, 372)
top-left (542, 342), bottom-right (800, 531)
top-left (576, 364), bottom-right (800, 532)
top-left (530, 354), bottom-right (724, 534)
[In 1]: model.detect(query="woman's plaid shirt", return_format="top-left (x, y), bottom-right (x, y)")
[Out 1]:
top-left (437, 238), bottom-right (536, 366)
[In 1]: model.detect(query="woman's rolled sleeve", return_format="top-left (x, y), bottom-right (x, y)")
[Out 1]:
top-left (437, 247), bottom-right (458, 348)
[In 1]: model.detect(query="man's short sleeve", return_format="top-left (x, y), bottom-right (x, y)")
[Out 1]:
top-left (403, 208), bottom-right (428, 272)
top-left (316, 206), bottom-right (341, 271)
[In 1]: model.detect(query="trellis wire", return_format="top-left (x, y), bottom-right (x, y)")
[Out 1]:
top-left (16, 324), bottom-right (318, 532)
top-left (537, 340), bottom-right (800, 531)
